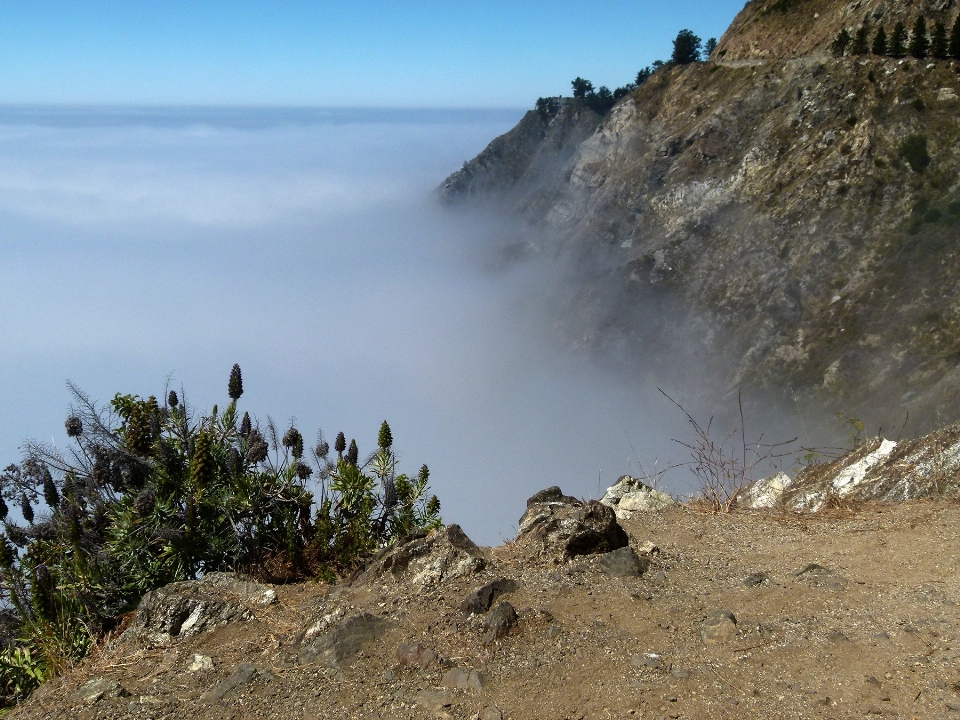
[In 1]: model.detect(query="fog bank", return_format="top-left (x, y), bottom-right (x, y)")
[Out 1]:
top-left (0, 107), bottom-right (755, 544)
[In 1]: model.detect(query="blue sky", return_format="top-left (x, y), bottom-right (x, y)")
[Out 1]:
top-left (0, 1), bottom-right (747, 107)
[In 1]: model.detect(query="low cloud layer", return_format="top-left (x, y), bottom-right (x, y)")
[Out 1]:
top-left (0, 107), bottom-right (786, 544)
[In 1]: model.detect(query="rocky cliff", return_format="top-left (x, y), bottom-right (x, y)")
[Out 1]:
top-left (440, 0), bottom-right (960, 429)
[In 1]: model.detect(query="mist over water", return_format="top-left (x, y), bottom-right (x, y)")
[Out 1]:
top-left (0, 106), bottom-right (708, 545)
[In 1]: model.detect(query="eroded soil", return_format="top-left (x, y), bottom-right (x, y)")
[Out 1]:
top-left (14, 500), bottom-right (960, 720)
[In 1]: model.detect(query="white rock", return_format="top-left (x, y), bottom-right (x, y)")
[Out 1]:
top-left (831, 439), bottom-right (897, 496)
top-left (600, 476), bottom-right (675, 515)
top-left (187, 654), bottom-right (214, 672)
top-left (742, 471), bottom-right (793, 509)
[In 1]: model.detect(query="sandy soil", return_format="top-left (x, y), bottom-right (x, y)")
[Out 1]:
top-left (12, 499), bottom-right (960, 720)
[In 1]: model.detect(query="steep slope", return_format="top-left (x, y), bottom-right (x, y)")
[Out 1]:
top-left (440, 1), bottom-right (960, 427)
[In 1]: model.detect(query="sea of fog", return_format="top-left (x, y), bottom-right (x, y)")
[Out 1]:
top-left (0, 106), bottom-right (695, 544)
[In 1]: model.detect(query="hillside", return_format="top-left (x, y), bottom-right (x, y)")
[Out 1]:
top-left (13, 491), bottom-right (960, 720)
top-left (439, 0), bottom-right (960, 430)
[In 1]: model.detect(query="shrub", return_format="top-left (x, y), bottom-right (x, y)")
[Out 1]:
top-left (901, 134), bottom-right (931, 172)
top-left (0, 367), bottom-right (441, 707)
top-left (831, 28), bottom-right (851, 57)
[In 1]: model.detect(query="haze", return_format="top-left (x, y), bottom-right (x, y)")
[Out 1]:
top-left (0, 107), bottom-right (714, 543)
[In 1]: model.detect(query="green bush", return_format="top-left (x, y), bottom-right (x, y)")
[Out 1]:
top-left (0, 366), bottom-right (441, 706)
top-left (901, 134), bottom-right (931, 172)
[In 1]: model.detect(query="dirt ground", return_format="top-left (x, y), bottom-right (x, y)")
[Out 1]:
top-left (13, 499), bottom-right (960, 720)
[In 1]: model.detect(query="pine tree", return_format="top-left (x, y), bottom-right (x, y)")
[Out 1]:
top-left (908, 16), bottom-right (929, 58)
top-left (872, 26), bottom-right (888, 55)
top-left (890, 21), bottom-right (908, 57)
top-left (335, 432), bottom-right (346, 460)
top-left (950, 14), bottom-right (960, 59)
top-left (851, 25), bottom-right (870, 55)
top-left (832, 28), bottom-right (852, 56)
top-left (931, 21), bottom-right (948, 58)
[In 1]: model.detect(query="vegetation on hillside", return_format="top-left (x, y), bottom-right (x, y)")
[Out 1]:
top-left (833, 13), bottom-right (960, 60)
top-left (535, 28), bottom-right (717, 117)
top-left (0, 366), bottom-right (441, 707)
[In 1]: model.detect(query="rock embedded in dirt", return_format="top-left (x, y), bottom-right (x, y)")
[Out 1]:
top-left (396, 642), bottom-right (441, 670)
top-left (476, 707), bottom-right (503, 720)
top-left (442, 667), bottom-right (485, 691)
top-left (600, 546), bottom-right (649, 577)
top-left (483, 600), bottom-right (518, 645)
top-left (73, 678), bottom-right (127, 705)
top-left (298, 612), bottom-right (393, 668)
top-left (356, 524), bottom-right (485, 586)
top-left (701, 610), bottom-right (738, 644)
top-left (186, 653), bottom-right (214, 672)
top-left (744, 572), bottom-right (770, 587)
top-left (517, 488), bottom-right (629, 559)
top-left (601, 476), bottom-right (675, 519)
top-left (199, 662), bottom-right (260, 704)
top-left (461, 578), bottom-right (518, 615)
top-left (123, 572), bottom-right (276, 646)
top-left (416, 688), bottom-right (455, 711)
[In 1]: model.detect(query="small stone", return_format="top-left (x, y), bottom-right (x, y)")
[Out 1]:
top-left (187, 654), bottom-right (214, 672)
top-left (946, 700), bottom-right (960, 712)
top-left (381, 668), bottom-right (395, 682)
top-left (483, 601), bottom-right (518, 644)
top-left (415, 688), bottom-right (454, 711)
top-left (397, 642), bottom-right (440, 669)
top-left (670, 669), bottom-right (690, 679)
top-left (441, 667), bottom-right (485, 691)
top-left (479, 707), bottom-right (503, 720)
top-left (701, 610), bottom-right (738, 644)
top-left (74, 678), bottom-right (127, 705)
top-left (547, 626), bottom-right (562, 639)
top-left (743, 572), bottom-right (769, 587)
top-left (631, 653), bottom-right (662, 669)
top-left (600, 546), bottom-right (649, 577)
top-left (200, 662), bottom-right (258, 703)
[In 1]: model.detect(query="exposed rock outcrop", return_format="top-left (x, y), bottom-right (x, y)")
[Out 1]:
top-left (515, 486), bottom-right (629, 559)
top-left (440, 2), bottom-right (960, 425)
top-left (600, 475), bottom-right (675, 519)
top-left (356, 524), bottom-right (486, 586)
top-left (741, 421), bottom-right (960, 511)
top-left (123, 572), bottom-right (277, 647)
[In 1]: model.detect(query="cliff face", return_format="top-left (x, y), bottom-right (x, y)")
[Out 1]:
top-left (440, 0), bottom-right (960, 425)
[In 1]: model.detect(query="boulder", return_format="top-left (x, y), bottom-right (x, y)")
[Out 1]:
top-left (516, 488), bottom-right (628, 559)
top-left (461, 578), bottom-right (518, 615)
top-left (740, 471), bottom-right (792, 509)
top-left (441, 667), bottom-right (485, 691)
top-left (74, 678), bottom-right (127, 705)
top-left (483, 601), bottom-right (518, 645)
top-left (600, 546), bottom-right (649, 577)
top-left (600, 476), bottom-right (674, 519)
top-left (298, 612), bottom-right (393, 668)
top-left (124, 572), bottom-right (277, 646)
top-left (356, 525), bottom-right (485, 586)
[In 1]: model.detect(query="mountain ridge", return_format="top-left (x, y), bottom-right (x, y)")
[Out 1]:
top-left (440, 0), bottom-right (960, 430)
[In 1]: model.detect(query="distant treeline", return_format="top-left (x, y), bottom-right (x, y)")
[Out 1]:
top-left (832, 13), bottom-right (960, 59)
top-left (536, 29), bottom-right (718, 116)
